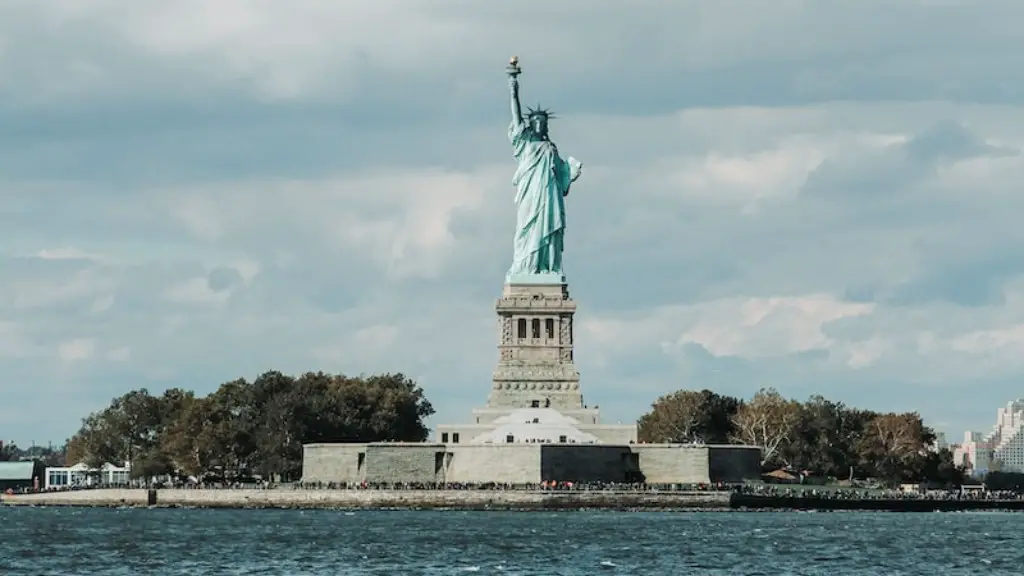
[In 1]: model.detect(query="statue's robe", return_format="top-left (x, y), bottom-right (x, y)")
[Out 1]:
top-left (508, 121), bottom-right (582, 277)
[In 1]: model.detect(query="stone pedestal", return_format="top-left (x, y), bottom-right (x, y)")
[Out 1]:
top-left (487, 282), bottom-right (583, 411)
top-left (434, 278), bottom-right (639, 446)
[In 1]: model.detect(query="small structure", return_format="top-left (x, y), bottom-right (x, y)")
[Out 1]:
top-left (0, 461), bottom-right (44, 491)
top-left (961, 483), bottom-right (986, 495)
top-left (44, 462), bottom-right (131, 490)
top-left (763, 469), bottom-right (800, 484)
top-left (899, 482), bottom-right (925, 494)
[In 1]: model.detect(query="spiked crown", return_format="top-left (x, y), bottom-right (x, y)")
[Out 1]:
top-left (525, 104), bottom-right (555, 122)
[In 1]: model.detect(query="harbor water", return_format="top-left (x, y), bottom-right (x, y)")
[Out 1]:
top-left (1, 507), bottom-right (1021, 574)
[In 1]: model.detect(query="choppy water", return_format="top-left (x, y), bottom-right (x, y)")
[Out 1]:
top-left (2, 507), bottom-right (1023, 575)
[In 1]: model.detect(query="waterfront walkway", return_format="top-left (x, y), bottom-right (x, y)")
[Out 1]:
top-left (4, 484), bottom-right (1024, 511)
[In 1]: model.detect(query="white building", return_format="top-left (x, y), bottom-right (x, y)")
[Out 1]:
top-left (45, 462), bottom-right (131, 490)
top-left (954, 399), bottom-right (1024, 477)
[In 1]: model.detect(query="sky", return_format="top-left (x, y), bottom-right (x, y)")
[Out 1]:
top-left (3, 0), bottom-right (1024, 446)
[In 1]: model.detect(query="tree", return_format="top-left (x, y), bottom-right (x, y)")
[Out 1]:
top-left (638, 391), bottom-right (703, 443)
top-left (75, 411), bottom-right (126, 469)
top-left (701, 391), bottom-right (742, 443)
top-left (70, 371), bottom-right (436, 482)
top-left (162, 395), bottom-right (227, 479)
top-left (180, 372), bottom-right (433, 480)
top-left (252, 371), bottom-right (306, 479)
top-left (634, 387), bottom-right (954, 483)
top-left (833, 407), bottom-right (878, 480)
top-left (72, 388), bottom-right (194, 480)
top-left (777, 396), bottom-right (878, 478)
top-left (75, 389), bottom-right (164, 474)
top-left (855, 412), bottom-right (934, 484)
top-left (0, 442), bottom-right (17, 462)
top-left (637, 389), bottom-right (739, 443)
top-left (729, 388), bottom-right (802, 467)
top-left (920, 447), bottom-right (966, 487)
top-left (31, 445), bottom-right (67, 467)
top-left (195, 378), bottom-right (259, 479)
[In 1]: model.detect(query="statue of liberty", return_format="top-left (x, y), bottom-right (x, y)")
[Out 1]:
top-left (505, 57), bottom-right (582, 283)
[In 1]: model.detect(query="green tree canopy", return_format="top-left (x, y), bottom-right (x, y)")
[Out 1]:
top-left (854, 411), bottom-right (936, 483)
top-left (729, 388), bottom-right (802, 465)
top-left (0, 442), bottom-right (17, 462)
top-left (68, 371), bottom-right (435, 482)
top-left (637, 389), bottom-right (738, 444)
top-left (637, 387), bottom-right (964, 485)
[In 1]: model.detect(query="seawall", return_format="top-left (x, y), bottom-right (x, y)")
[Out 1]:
top-left (731, 494), bottom-right (1024, 512)
top-left (7, 490), bottom-right (1021, 512)
top-left (0, 489), bottom-right (731, 511)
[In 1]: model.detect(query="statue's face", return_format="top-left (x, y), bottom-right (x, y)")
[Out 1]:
top-left (530, 115), bottom-right (548, 137)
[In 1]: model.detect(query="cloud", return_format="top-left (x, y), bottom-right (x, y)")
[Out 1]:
top-left (5, 1), bottom-right (1024, 114)
top-left (584, 295), bottom-right (875, 361)
top-left (58, 339), bottom-right (96, 362)
top-left (34, 247), bottom-right (107, 262)
top-left (2, 1), bottom-right (1024, 444)
top-left (586, 279), bottom-right (1024, 383)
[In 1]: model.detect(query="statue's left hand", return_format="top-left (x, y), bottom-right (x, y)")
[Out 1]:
top-left (568, 158), bottom-right (583, 182)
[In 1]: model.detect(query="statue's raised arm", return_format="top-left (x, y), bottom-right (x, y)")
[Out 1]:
top-left (507, 56), bottom-right (523, 126)
top-left (502, 57), bottom-right (583, 285)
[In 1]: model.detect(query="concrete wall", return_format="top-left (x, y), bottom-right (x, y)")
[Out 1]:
top-left (708, 446), bottom-right (761, 483)
top-left (302, 442), bottom-right (761, 485)
top-left (364, 444), bottom-right (444, 484)
top-left (632, 445), bottom-right (763, 484)
top-left (302, 443), bottom-right (365, 483)
top-left (540, 445), bottom-right (634, 483)
top-left (444, 445), bottom-right (541, 484)
top-left (2, 488), bottom-right (149, 506)
top-left (632, 445), bottom-right (712, 484)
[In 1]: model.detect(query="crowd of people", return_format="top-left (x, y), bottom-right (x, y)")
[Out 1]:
top-left (291, 481), bottom-right (732, 492)
top-left (11, 478), bottom-right (1024, 502)
top-left (13, 479), bottom-right (738, 493)
top-left (735, 483), bottom-right (1024, 501)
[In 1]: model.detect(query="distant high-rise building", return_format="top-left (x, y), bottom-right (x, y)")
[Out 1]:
top-left (954, 399), bottom-right (1024, 477)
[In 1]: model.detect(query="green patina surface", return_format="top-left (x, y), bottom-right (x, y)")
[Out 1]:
top-left (505, 60), bottom-right (581, 284)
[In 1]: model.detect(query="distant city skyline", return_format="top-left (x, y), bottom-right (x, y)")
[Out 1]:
top-left (954, 398), bottom-right (1024, 477)
top-left (3, 1), bottom-right (1024, 445)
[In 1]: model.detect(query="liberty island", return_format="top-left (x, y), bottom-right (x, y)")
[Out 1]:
top-left (298, 58), bottom-right (761, 486)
